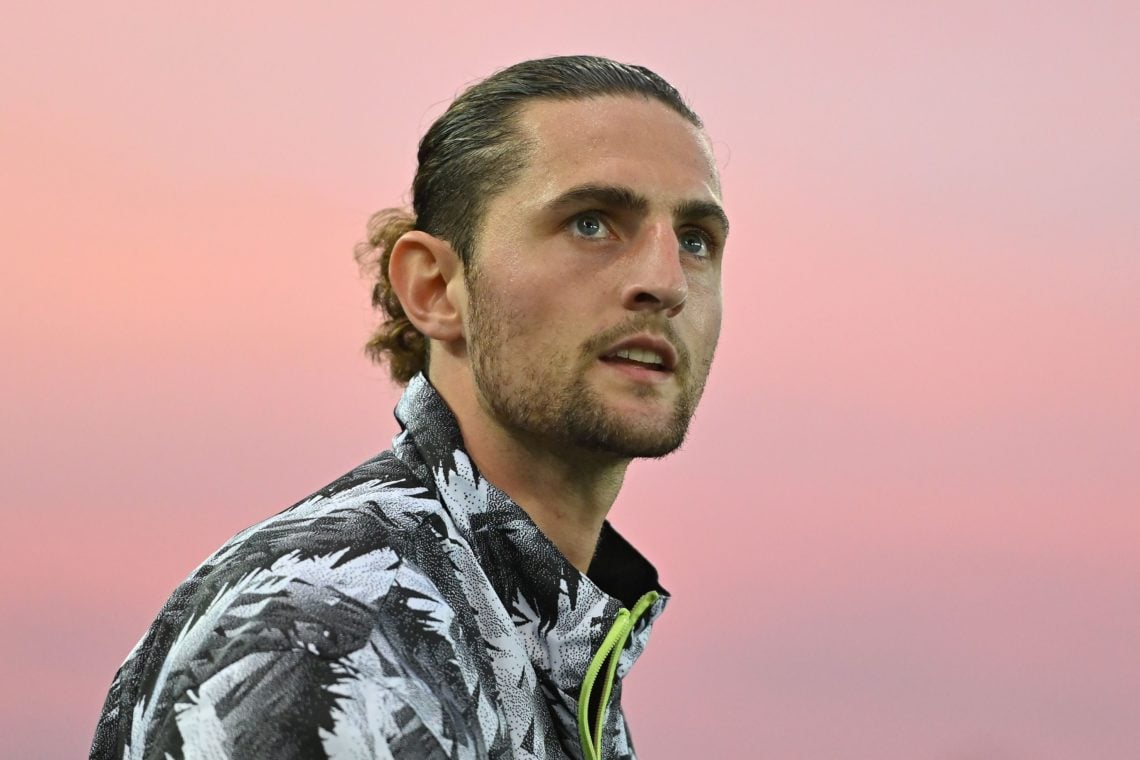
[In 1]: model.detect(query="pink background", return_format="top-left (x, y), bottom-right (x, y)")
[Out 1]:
top-left (3, 2), bottom-right (1138, 758)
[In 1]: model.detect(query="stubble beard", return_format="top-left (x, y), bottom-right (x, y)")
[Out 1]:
top-left (465, 272), bottom-right (714, 460)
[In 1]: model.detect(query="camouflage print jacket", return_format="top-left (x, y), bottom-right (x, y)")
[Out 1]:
top-left (91, 373), bottom-right (669, 759)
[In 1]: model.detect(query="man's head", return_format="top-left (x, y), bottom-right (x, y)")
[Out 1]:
top-left (357, 56), bottom-right (704, 381)
top-left (358, 55), bottom-right (727, 459)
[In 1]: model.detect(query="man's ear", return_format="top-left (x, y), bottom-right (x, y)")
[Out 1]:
top-left (387, 230), bottom-right (465, 342)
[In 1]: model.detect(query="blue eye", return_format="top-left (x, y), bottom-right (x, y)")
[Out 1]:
top-left (679, 229), bottom-right (711, 257)
top-left (573, 214), bottom-right (609, 238)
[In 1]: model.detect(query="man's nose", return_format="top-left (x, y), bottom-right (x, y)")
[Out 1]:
top-left (620, 223), bottom-right (687, 316)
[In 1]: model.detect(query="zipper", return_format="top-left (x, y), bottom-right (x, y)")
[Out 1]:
top-left (577, 590), bottom-right (660, 760)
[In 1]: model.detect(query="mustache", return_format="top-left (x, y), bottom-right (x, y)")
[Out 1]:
top-left (583, 317), bottom-right (691, 375)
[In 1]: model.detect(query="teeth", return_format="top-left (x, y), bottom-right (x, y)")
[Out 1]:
top-left (614, 347), bottom-right (665, 366)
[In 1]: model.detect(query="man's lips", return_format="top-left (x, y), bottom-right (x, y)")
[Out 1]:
top-left (598, 334), bottom-right (679, 372)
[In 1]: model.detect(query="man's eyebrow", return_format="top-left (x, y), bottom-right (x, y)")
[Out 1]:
top-left (544, 184), bottom-right (650, 215)
top-left (674, 198), bottom-right (730, 237)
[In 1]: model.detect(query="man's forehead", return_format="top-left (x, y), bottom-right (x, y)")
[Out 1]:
top-left (512, 95), bottom-right (722, 202)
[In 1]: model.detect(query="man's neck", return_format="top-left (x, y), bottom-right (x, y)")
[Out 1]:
top-left (431, 370), bottom-right (629, 574)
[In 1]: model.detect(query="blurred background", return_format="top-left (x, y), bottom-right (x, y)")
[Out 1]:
top-left (2, 1), bottom-right (1137, 758)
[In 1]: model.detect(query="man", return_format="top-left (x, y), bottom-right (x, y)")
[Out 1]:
top-left (92, 55), bottom-right (728, 760)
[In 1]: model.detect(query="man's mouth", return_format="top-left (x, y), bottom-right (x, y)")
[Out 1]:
top-left (601, 347), bottom-right (670, 372)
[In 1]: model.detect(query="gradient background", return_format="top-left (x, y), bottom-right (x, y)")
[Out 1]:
top-left (3, 2), bottom-right (1138, 758)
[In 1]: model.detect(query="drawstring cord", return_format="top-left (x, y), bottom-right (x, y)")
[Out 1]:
top-left (577, 591), bottom-right (660, 760)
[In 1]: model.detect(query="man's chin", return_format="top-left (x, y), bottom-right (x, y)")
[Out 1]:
top-left (569, 406), bottom-right (691, 459)
top-left (583, 431), bottom-right (687, 459)
top-left (569, 380), bottom-right (698, 457)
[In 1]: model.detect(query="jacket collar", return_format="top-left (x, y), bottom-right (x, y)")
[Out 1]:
top-left (393, 373), bottom-right (669, 697)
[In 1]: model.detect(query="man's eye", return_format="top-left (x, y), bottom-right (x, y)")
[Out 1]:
top-left (679, 229), bottom-right (713, 257)
top-left (572, 214), bottom-right (610, 239)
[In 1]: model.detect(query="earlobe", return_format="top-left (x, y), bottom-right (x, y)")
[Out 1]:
top-left (387, 231), bottom-right (465, 342)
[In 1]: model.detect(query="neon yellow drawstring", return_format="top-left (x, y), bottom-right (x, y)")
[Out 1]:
top-left (577, 591), bottom-right (659, 760)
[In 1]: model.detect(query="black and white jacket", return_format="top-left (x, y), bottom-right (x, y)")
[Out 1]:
top-left (91, 373), bottom-right (669, 759)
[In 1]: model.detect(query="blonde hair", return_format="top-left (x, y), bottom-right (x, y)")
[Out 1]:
top-left (354, 208), bottom-right (425, 384)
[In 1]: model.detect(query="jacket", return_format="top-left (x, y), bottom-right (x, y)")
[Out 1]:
top-left (91, 373), bottom-right (669, 759)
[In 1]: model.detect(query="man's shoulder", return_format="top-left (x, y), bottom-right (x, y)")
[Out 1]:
top-left (123, 448), bottom-right (451, 672)
top-left (92, 449), bottom-right (496, 760)
top-left (194, 447), bottom-right (443, 600)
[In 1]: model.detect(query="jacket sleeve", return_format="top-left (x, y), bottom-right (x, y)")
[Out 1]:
top-left (100, 635), bottom-right (478, 760)
top-left (92, 550), bottom-right (491, 759)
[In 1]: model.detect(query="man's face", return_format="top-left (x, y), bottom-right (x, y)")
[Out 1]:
top-left (463, 95), bottom-right (726, 459)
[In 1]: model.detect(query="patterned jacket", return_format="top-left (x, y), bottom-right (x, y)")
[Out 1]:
top-left (91, 373), bottom-right (669, 759)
